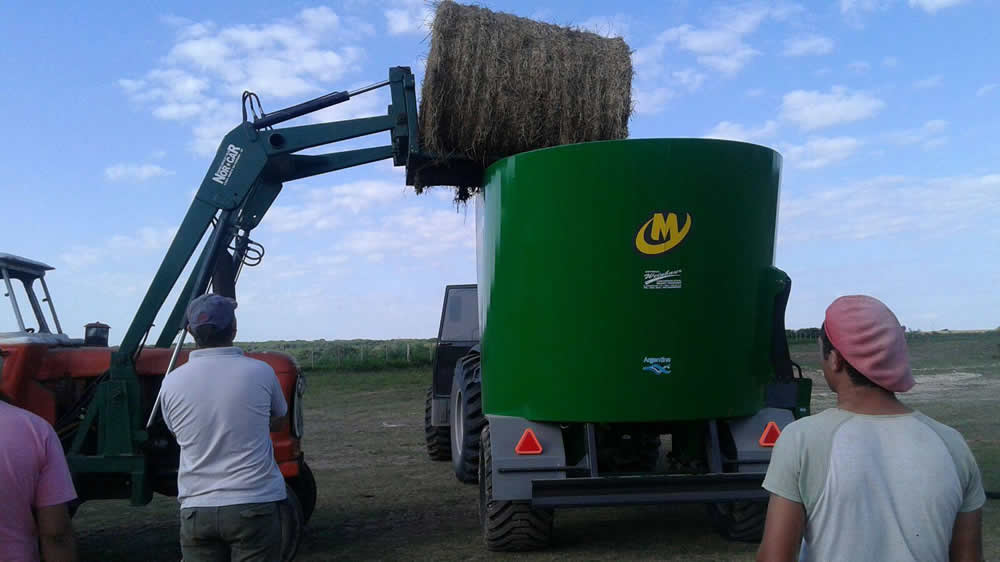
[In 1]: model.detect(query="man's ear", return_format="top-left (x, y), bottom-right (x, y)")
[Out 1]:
top-left (829, 348), bottom-right (846, 372)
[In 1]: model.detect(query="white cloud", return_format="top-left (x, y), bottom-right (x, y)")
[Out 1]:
top-left (780, 86), bottom-right (886, 131)
top-left (914, 75), bottom-right (944, 89)
top-left (783, 137), bottom-right (862, 169)
top-left (885, 119), bottom-right (949, 149)
top-left (266, 180), bottom-right (408, 232)
top-left (976, 83), bottom-right (998, 96)
top-left (338, 207), bottom-right (475, 259)
top-left (672, 68), bottom-right (707, 92)
top-left (60, 226), bottom-right (178, 269)
top-left (783, 34), bottom-right (834, 56)
top-left (840, 0), bottom-right (891, 12)
top-left (385, 0), bottom-right (432, 35)
top-left (104, 163), bottom-right (174, 182)
top-left (121, 7), bottom-right (373, 156)
top-left (848, 60), bottom-right (871, 72)
top-left (882, 56), bottom-right (898, 67)
top-left (704, 120), bottom-right (779, 143)
top-left (839, 0), bottom-right (891, 26)
top-left (635, 4), bottom-right (783, 77)
top-left (779, 173), bottom-right (1000, 242)
top-left (634, 87), bottom-right (674, 115)
top-left (578, 14), bottom-right (630, 38)
top-left (908, 0), bottom-right (968, 13)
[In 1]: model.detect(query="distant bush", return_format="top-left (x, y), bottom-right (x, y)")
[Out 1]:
top-left (238, 338), bottom-right (438, 372)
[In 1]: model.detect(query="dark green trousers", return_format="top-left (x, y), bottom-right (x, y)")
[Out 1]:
top-left (179, 501), bottom-right (281, 562)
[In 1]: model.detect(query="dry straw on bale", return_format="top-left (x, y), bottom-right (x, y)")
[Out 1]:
top-left (416, 1), bottom-right (634, 197)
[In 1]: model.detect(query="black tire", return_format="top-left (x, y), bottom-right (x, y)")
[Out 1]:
top-left (280, 484), bottom-right (305, 561)
top-left (425, 386), bottom-right (451, 461)
top-left (479, 425), bottom-right (553, 552)
top-left (706, 500), bottom-right (767, 542)
top-left (288, 460), bottom-right (317, 524)
top-left (450, 354), bottom-right (486, 483)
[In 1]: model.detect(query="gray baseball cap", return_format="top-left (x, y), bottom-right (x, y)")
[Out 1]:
top-left (186, 293), bottom-right (237, 331)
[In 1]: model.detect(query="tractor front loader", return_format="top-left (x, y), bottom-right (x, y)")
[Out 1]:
top-left (1, 66), bottom-right (481, 561)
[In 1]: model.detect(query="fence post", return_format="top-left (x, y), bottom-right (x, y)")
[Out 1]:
top-left (385, 342), bottom-right (389, 362)
top-left (361, 345), bottom-right (365, 362)
top-left (311, 350), bottom-right (315, 370)
top-left (406, 343), bottom-right (411, 363)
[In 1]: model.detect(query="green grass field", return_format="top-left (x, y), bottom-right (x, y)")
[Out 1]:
top-left (74, 332), bottom-right (1000, 561)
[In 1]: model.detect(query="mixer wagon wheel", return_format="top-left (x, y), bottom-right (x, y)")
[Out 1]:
top-left (425, 386), bottom-right (452, 461)
top-left (450, 355), bottom-right (486, 483)
top-left (706, 500), bottom-right (767, 542)
top-left (279, 483), bottom-right (305, 561)
top-left (479, 425), bottom-right (553, 551)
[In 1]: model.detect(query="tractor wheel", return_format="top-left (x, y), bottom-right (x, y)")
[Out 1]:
top-left (450, 355), bottom-right (485, 483)
top-left (706, 500), bottom-right (767, 542)
top-left (479, 425), bottom-right (553, 552)
top-left (425, 386), bottom-right (451, 461)
top-left (279, 483), bottom-right (305, 561)
top-left (289, 460), bottom-right (318, 524)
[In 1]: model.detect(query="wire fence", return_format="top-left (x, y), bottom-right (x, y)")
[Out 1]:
top-left (239, 338), bottom-right (438, 372)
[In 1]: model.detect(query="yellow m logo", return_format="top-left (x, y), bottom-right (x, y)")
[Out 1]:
top-left (635, 212), bottom-right (692, 255)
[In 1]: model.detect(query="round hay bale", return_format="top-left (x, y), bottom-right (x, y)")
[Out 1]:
top-left (417, 1), bottom-right (634, 197)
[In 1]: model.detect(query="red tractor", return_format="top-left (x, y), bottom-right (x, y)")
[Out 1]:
top-left (0, 253), bottom-right (314, 559)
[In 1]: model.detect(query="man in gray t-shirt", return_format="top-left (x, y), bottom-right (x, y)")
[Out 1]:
top-left (756, 295), bottom-right (984, 562)
top-left (160, 294), bottom-right (288, 562)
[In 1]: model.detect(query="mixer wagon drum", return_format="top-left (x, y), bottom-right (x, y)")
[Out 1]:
top-left (472, 138), bottom-right (812, 551)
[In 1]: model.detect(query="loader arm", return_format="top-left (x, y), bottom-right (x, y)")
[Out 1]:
top-left (66, 66), bottom-right (483, 506)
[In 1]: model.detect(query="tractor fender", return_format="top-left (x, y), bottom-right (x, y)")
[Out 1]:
top-left (717, 407), bottom-right (796, 473)
top-left (484, 414), bottom-right (567, 502)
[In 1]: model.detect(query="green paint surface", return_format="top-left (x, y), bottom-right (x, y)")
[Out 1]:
top-left (477, 139), bottom-right (789, 422)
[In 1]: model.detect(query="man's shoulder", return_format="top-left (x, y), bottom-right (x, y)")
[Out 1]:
top-left (912, 411), bottom-right (973, 454)
top-left (0, 402), bottom-right (57, 444)
top-left (1, 401), bottom-right (49, 429)
top-left (781, 408), bottom-right (854, 437)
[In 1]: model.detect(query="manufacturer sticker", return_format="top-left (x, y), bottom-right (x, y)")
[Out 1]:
top-left (635, 212), bottom-right (692, 255)
top-left (643, 269), bottom-right (682, 290)
top-left (212, 144), bottom-right (244, 186)
top-left (642, 356), bottom-right (672, 376)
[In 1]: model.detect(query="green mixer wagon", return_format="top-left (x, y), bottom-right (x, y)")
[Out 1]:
top-left (424, 138), bottom-right (813, 551)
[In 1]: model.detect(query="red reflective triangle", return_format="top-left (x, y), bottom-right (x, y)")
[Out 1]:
top-left (759, 421), bottom-right (781, 447)
top-left (515, 428), bottom-right (543, 455)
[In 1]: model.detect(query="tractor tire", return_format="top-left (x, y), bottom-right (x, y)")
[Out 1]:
top-left (450, 355), bottom-right (486, 483)
top-left (279, 483), bottom-right (305, 561)
top-left (425, 386), bottom-right (451, 461)
top-left (479, 425), bottom-right (553, 552)
top-left (289, 460), bottom-right (318, 524)
top-left (706, 500), bottom-right (767, 542)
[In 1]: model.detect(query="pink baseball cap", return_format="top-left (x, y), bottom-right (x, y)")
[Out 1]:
top-left (823, 295), bottom-right (914, 392)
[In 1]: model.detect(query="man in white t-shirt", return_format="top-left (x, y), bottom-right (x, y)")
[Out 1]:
top-left (756, 295), bottom-right (985, 562)
top-left (160, 293), bottom-right (288, 562)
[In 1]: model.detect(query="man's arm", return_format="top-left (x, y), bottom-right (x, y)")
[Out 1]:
top-left (268, 370), bottom-right (289, 432)
top-left (269, 414), bottom-right (288, 432)
top-left (756, 494), bottom-right (805, 562)
top-left (36, 504), bottom-right (77, 562)
top-left (949, 509), bottom-right (983, 562)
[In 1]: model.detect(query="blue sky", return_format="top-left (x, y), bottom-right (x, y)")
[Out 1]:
top-left (2, 0), bottom-right (998, 343)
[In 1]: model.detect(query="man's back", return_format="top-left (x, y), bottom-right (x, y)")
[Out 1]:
top-left (763, 408), bottom-right (985, 562)
top-left (159, 347), bottom-right (287, 508)
top-left (0, 401), bottom-right (78, 562)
